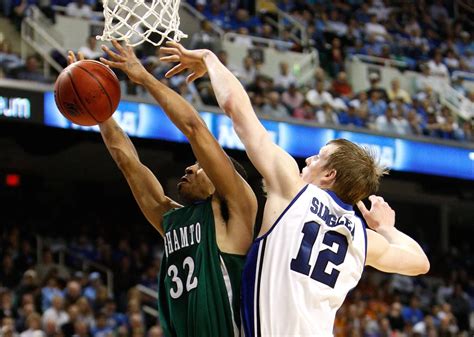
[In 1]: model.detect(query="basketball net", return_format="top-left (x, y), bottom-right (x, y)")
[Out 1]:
top-left (97, 0), bottom-right (187, 47)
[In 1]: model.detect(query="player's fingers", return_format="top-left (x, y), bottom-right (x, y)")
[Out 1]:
top-left (368, 195), bottom-right (382, 206)
top-left (356, 201), bottom-right (369, 216)
top-left (99, 57), bottom-right (123, 70)
top-left (102, 45), bottom-right (125, 62)
top-left (166, 41), bottom-right (185, 53)
top-left (159, 47), bottom-right (180, 56)
top-left (67, 51), bottom-right (76, 65)
top-left (186, 72), bottom-right (200, 83)
top-left (111, 39), bottom-right (126, 54)
top-left (159, 55), bottom-right (180, 63)
top-left (165, 63), bottom-right (186, 78)
top-left (77, 51), bottom-right (85, 61)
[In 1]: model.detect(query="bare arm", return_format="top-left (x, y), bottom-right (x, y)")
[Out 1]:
top-left (101, 41), bottom-right (256, 237)
top-left (67, 50), bottom-right (177, 236)
top-left (160, 43), bottom-right (302, 198)
top-left (99, 118), bottom-right (181, 236)
top-left (358, 196), bottom-right (430, 276)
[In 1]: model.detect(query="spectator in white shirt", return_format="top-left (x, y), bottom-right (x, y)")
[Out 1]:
top-left (375, 106), bottom-right (405, 134)
top-left (365, 14), bottom-right (389, 42)
top-left (235, 56), bottom-right (256, 88)
top-left (281, 83), bottom-right (304, 111)
top-left (20, 313), bottom-right (44, 337)
top-left (306, 81), bottom-right (333, 108)
top-left (427, 50), bottom-right (449, 78)
top-left (316, 101), bottom-right (339, 125)
top-left (274, 62), bottom-right (296, 91)
top-left (78, 36), bottom-right (103, 60)
top-left (66, 0), bottom-right (92, 19)
top-left (42, 296), bottom-right (69, 330)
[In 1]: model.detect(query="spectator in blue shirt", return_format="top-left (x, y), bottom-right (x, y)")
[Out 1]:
top-left (402, 296), bottom-right (425, 325)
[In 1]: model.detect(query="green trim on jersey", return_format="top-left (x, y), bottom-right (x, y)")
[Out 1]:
top-left (158, 199), bottom-right (246, 337)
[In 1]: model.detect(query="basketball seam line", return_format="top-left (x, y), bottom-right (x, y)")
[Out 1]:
top-left (76, 63), bottom-right (115, 120)
top-left (67, 71), bottom-right (100, 124)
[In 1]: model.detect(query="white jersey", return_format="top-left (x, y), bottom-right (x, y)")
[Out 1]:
top-left (242, 184), bottom-right (367, 337)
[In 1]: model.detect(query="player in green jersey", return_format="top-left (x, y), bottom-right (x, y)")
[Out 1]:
top-left (68, 41), bottom-right (257, 337)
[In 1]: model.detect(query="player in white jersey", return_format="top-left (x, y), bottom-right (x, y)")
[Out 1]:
top-left (160, 43), bottom-right (430, 337)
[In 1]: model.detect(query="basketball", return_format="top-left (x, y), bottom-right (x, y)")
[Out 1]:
top-left (54, 60), bottom-right (121, 126)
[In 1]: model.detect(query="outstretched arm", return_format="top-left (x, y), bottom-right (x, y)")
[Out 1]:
top-left (358, 196), bottom-right (430, 276)
top-left (67, 51), bottom-right (179, 236)
top-left (160, 43), bottom-right (302, 198)
top-left (100, 42), bottom-right (256, 239)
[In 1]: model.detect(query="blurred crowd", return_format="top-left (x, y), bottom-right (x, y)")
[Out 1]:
top-left (0, 0), bottom-right (474, 143)
top-left (1, 226), bottom-right (164, 337)
top-left (1, 223), bottom-right (473, 337)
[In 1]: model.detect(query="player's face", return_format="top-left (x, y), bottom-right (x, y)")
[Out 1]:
top-left (177, 162), bottom-right (215, 203)
top-left (301, 144), bottom-right (337, 187)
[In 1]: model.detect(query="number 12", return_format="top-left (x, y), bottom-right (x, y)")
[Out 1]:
top-left (290, 221), bottom-right (348, 288)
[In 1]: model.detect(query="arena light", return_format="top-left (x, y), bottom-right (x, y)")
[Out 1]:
top-left (5, 173), bottom-right (21, 187)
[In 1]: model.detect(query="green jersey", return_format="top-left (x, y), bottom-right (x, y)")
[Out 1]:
top-left (158, 198), bottom-right (246, 337)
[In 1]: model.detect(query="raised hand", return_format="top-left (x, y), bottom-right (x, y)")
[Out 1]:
top-left (356, 195), bottom-right (395, 232)
top-left (100, 40), bottom-right (148, 85)
top-left (67, 50), bottom-right (85, 65)
top-left (159, 41), bottom-right (209, 83)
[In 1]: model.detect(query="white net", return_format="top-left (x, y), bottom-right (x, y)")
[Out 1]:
top-left (97, 0), bottom-right (187, 47)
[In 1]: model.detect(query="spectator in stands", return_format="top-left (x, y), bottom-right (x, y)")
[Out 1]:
top-left (457, 119), bottom-right (474, 142)
top-left (0, 254), bottom-right (21, 289)
top-left (365, 72), bottom-right (389, 102)
top-left (374, 106), bottom-right (404, 135)
top-left (14, 55), bottom-right (50, 83)
top-left (402, 295), bottom-right (424, 326)
top-left (60, 304), bottom-right (79, 337)
top-left (78, 36), bottom-right (104, 61)
top-left (368, 91), bottom-right (387, 118)
top-left (387, 78), bottom-right (411, 104)
top-left (338, 101), bottom-right (365, 128)
top-left (76, 297), bottom-right (93, 327)
top-left (429, 0), bottom-right (449, 23)
top-left (316, 101), bottom-right (339, 125)
top-left (189, 20), bottom-right (220, 52)
top-left (292, 100), bottom-right (315, 120)
top-left (84, 272), bottom-right (102, 303)
top-left (66, 0), bottom-right (92, 19)
top-left (19, 313), bottom-right (43, 337)
top-left (41, 296), bottom-right (68, 330)
top-left (274, 62), bottom-right (296, 91)
top-left (444, 49), bottom-right (460, 72)
top-left (365, 13), bottom-right (389, 43)
top-left (331, 71), bottom-right (353, 99)
top-left (11, 0), bottom-right (38, 31)
top-left (306, 81), bottom-right (333, 108)
top-left (35, 249), bottom-right (69, 283)
top-left (148, 326), bottom-right (163, 337)
top-left (281, 83), bottom-right (304, 112)
top-left (235, 56), bottom-right (256, 88)
top-left (405, 109), bottom-right (423, 136)
top-left (261, 91), bottom-right (289, 119)
top-left (427, 50), bottom-right (449, 78)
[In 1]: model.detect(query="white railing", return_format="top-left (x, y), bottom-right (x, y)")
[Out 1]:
top-left (36, 236), bottom-right (114, 297)
top-left (224, 32), bottom-right (294, 50)
top-left (21, 6), bottom-right (67, 76)
top-left (439, 83), bottom-right (473, 120)
top-left (136, 284), bottom-right (159, 318)
top-left (351, 54), bottom-right (408, 68)
top-left (263, 8), bottom-right (308, 48)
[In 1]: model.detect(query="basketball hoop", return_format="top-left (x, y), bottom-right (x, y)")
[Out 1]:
top-left (97, 0), bottom-right (187, 47)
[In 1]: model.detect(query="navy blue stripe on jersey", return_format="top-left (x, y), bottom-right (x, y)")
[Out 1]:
top-left (254, 184), bottom-right (309, 243)
top-left (255, 238), bottom-right (267, 337)
top-left (325, 190), bottom-right (353, 211)
top-left (356, 215), bottom-right (369, 267)
top-left (241, 240), bottom-right (260, 337)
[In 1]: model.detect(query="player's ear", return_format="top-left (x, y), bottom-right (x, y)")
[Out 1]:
top-left (321, 168), bottom-right (336, 185)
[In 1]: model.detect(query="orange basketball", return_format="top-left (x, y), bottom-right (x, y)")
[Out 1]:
top-left (54, 60), bottom-right (121, 126)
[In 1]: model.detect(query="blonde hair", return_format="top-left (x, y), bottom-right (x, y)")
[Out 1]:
top-left (325, 139), bottom-right (388, 205)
